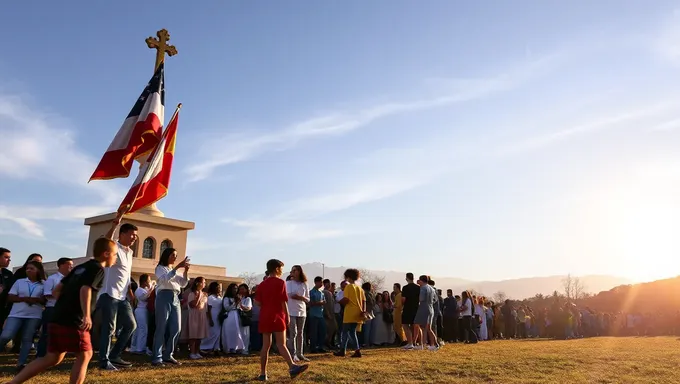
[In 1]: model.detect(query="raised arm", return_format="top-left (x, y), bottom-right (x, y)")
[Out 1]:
top-left (105, 210), bottom-right (124, 240)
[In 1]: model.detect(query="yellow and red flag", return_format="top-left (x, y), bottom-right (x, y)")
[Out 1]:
top-left (90, 63), bottom-right (165, 181)
top-left (118, 104), bottom-right (179, 213)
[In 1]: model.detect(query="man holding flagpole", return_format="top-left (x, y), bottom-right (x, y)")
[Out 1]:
top-left (96, 209), bottom-right (138, 371)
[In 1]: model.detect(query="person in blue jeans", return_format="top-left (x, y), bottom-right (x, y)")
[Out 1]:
top-left (308, 276), bottom-right (327, 353)
top-left (151, 247), bottom-right (189, 366)
top-left (0, 261), bottom-right (46, 371)
top-left (97, 212), bottom-right (138, 370)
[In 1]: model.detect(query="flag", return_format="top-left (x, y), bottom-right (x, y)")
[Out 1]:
top-left (118, 105), bottom-right (179, 214)
top-left (90, 63), bottom-right (165, 181)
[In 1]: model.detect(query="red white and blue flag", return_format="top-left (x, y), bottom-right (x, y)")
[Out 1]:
top-left (118, 105), bottom-right (179, 213)
top-left (90, 63), bottom-right (165, 181)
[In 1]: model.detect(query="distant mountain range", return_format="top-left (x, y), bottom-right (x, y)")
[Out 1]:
top-left (268, 263), bottom-right (632, 300)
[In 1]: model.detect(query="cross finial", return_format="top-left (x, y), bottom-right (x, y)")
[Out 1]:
top-left (145, 29), bottom-right (178, 71)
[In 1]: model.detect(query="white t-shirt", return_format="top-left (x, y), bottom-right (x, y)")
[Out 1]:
top-left (286, 280), bottom-right (309, 317)
top-left (9, 278), bottom-right (44, 319)
top-left (135, 287), bottom-right (151, 309)
top-left (461, 298), bottom-right (473, 317)
top-left (44, 272), bottom-right (64, 308)
top-left (99, 241), bottom-right (134, 301)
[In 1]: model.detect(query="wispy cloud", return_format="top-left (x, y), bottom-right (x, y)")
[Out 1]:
top-left (0, 205), bottom-right (109, 238)
top-left (223, 172), bottom-right (433, 243)
top-left (225, 220), bottom-right (347, 244)
top-left (184, 54), bottom-right (562, 183)
top-left (653, 9), bottom-right (680, 65)
top-left (0, 94), bottom-right (124, 204)
top-left (499, 101), bottom-right (680, 155)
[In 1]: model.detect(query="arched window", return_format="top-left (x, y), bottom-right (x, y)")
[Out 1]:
top-left (142, 237), bottom-right (156, 259)
top-left (160, 239), bottom-right (173, 255)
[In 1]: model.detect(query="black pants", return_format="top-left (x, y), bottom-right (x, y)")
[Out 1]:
top-left (505, 317), bottom-right (515, 338)
top-left (462, 316), bottom-right (478, 343)
top-left (443, 316), bottom-right (458, 342)
top-left (436, 315), bottom-right (444, 339)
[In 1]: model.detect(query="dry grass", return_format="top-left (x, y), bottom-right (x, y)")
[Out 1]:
top-left (1, 337), bottom-right (680, 383)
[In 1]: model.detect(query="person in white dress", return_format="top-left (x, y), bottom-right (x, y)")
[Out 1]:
top-left (475, 297), bottom-right (488, 341)
top-left (371, 293), bottom-right (394, 345)
top-left (200, 282), bottom-right (223, 354)
top-left (221, 283), bottom-right (252, 354)
top-left (131, 274), bottom-right (155, 354)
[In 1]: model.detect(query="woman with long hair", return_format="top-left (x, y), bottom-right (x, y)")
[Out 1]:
top-left (222, 283), bottom-right (252, 355)
top-left (286, 265), bottom-right (310, 362)
top-left (151, 247), bottom-right (189, 366)
top-left (220, 283), bottom-right (238, 353)
top-left (371, 292), bottom-right (394, 346)
top-left (200, 282), bottom-right (223, 354)
top-left (460, 290), bottom-right (478, 344)
top-left (475, 297), bottom-right (488, 341)
top-left (0, 261), bottom-right (46, 370)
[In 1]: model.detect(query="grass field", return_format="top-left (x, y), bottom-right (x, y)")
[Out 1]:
top-left (1, 337), bottom-right (679, 383)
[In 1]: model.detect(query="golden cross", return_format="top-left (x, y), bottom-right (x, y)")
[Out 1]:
top-left (145, 29), bottom-right (178, 71)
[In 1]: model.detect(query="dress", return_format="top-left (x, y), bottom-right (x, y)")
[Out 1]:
top-left (476, 304), bottom-right (488, 340)
top-left (393, 292), bottom-right (405, 341)
top-left (200, 294), bottom-right (222, 351)
top-left (221, 297), bottom-right (252, 352)
top-left (187, 292), bottom-right (208, 339)
top-left (371, 304), bottom-right (394, 345)
top-left (414, 285), bottom-right (435, 326)
top-left (256, 277), bottom-right (288, 333)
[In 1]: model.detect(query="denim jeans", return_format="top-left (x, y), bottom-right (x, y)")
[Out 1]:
top-left (152, 290), bottom-right (181, 362)
top-left (37, 306), bottom-right (54, 357)
top-left (97, 294), bottom-right (137, 366)
top-left (287, 316), bottom-right (306, 358)
top-left (340, 322), bottom-right (359, 353)
top-left (0, 317), bottom-right (41, 365)
top-left (309, 316), bottom-right (326, 351)
top-left (362, 318), bottom-right (373, 346)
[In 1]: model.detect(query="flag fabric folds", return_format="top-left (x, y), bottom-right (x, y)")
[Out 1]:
top-left (90, 63), bottom-right (165, 181)
top-left (118, 105), bottom-right (179, 214)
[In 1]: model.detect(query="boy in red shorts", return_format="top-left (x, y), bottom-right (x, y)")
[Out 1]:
top-left (8, 237), bottom-right (117, 384)
top-left (255, 259), bottom-right (308, 381)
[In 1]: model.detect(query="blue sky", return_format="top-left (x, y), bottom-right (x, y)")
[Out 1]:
top-left (1, 2), bottom-right (680, 283)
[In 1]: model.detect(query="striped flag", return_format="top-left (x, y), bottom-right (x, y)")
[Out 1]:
top-left (118, 105), bottom-right (179, 214)
top-left (90, 63), bottom-right (165, 181)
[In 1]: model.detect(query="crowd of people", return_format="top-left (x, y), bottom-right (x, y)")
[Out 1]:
top-left (0, 210), bottom-right (671, 383)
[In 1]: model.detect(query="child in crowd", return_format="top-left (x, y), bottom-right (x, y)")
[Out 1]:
top-left (255, 259), bottom-right (308, 381)
top-left (8, 237), bottom-right (117, 384)
top-left (187, 277), bottom-right (208, 359)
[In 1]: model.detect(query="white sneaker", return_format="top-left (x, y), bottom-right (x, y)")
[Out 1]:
top-left (189, 354), bottom-right (202, 360)
top-left (402, 344), bottom-right (414, 350)
top-left (293, 356), bottom-right (301, 363)
top-left (428, 345), bottom-right (439, 351)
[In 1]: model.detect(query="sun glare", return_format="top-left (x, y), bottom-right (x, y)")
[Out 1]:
top-left (598, 163), bottom-right (680, 283)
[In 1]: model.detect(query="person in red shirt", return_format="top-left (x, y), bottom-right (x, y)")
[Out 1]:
top-left (254, 259), bottom-right (308, 381)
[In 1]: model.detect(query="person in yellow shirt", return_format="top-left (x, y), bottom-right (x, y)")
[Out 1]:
top-left (333, 269), bottom-right (366, 358)
top-left (392, 283), bottom-right (406, 345)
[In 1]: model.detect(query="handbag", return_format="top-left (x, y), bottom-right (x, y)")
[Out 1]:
top-left (239, 308), bottom-right (253, 327)
top-left (218, 297), bottom-right (230, 323)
